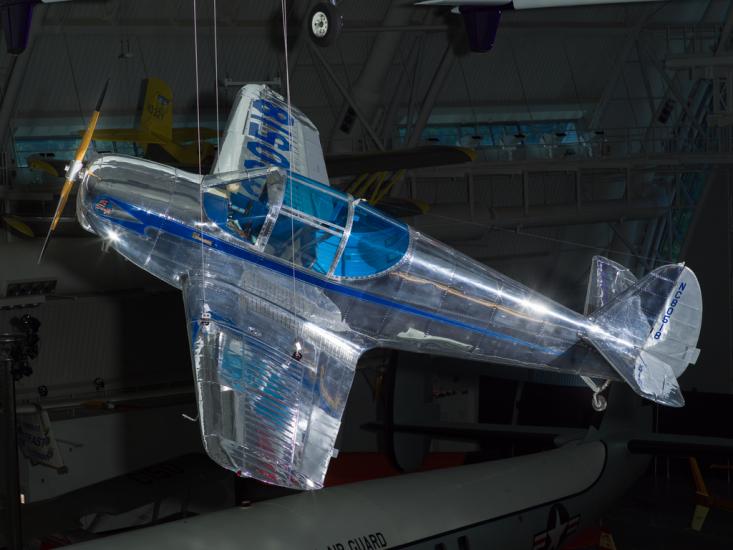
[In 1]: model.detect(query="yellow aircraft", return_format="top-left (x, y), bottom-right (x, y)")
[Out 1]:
top-left (27, 78), bottom-right (475, 220)
top-left (26, 78), bottom-right (217, 177)
top-left (91, 77), bottom-right (218, 168)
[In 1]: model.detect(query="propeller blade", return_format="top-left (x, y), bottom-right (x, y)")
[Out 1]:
top-left (38, 79), bottom-right (109, 263)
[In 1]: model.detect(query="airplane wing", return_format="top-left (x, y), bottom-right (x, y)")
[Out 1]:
top-left (627, 434), bottom-right (733, 458)
top-left (416, 0), bottom-right (659, 52)
top-left (181, 275), bottom-right (362, 490)
top-left (171, 127), bottom-right (220, 143)
top-left (91, 129), bottom-right (168, 145)
top-left (416, 0), bottom-right (658, 7)
top-left (324, 146), bottom-right (475, 178)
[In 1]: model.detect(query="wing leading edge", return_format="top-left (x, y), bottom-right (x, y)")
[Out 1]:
top-left (181, 276), bottom-right (361, 490)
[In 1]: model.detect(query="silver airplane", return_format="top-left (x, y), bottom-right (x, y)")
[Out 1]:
top-left (41, 84), bottom-right (702, 491)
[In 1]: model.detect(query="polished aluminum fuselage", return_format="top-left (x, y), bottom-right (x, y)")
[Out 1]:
top-left (78, 154), bottom-right (616, 382)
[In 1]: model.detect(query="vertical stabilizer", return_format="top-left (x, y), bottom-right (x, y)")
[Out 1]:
top-left (212, 85), bottom-right (329, 185)
top-left (139, 77), bottom-right (174, 142)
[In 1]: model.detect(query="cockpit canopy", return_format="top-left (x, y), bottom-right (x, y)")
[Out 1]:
top-left (203, 170), bottom-right (410, 279)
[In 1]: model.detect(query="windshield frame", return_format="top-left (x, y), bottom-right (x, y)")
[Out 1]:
top-left (202, 167), bottom-right (285, 251)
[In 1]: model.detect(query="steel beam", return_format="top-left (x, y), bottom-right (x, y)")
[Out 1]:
top-left (640, 39), bottom-right (707, 136)
top-left (306, 43), bottom-right (385, 152)
top-left (412, 152), bottom-right (733, 178)
top-left (406, 44), bottom-right (455, 148)
top-left (588, 6), bottom-right (657, 130)
top-left (665, 54), bottom-right (733, 69)
top-left (637, 40), bottom-right (659, 128)
top-left (381, 35), bottom-right (422, 145)
top-left (414, 199), bottom-right (671, 241)
top-left (608, 221), bottom-right (650, 270)
top-left (716, 4), bottom-right (733, 56)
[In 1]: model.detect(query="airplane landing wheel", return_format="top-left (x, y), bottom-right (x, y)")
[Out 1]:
top-left (592, 393), bottom-right (607, 412)
top-left (308, 2), bottom-right (342, 47)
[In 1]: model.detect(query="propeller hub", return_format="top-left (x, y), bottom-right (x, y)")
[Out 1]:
top-left (66, 159), bottom-right (84, 184)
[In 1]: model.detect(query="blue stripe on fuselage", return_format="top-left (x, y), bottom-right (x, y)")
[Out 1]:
top-left (98, 195), bottom-right (552, 354)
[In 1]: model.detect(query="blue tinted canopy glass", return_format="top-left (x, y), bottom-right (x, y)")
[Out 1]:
top-left (204, 172), bottom-right (409, 279)
top-left (334, 201), bottom-right (409, 279)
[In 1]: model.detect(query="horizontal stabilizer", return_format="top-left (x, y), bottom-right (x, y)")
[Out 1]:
top-left (584, 255), bottom-right (637, 315)
top-left (586, 264), bottom-right (702, 407)
top-left (416, 0), bottom-right (658, 8)
top-left (628, 434), bottom-right (733, 458)
top-left (27, 154), bottom-right (66, 178)
top-left (91, 128), bottom-right (168, 144)
top-left (171, 127), bottom-right (219, 143)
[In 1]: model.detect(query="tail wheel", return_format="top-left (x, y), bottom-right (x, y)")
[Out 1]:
top-left (582, 375), bottom-right (610, 412)
top-left (308, 2), bottom-right (342, 47)
top-left (592, 393), bottom-right (608, 412)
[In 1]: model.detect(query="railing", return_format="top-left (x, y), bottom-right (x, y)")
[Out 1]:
top-left (470, 126), bottom-right (733, 164)
top-left (662, 24), bottom-right (723, 56)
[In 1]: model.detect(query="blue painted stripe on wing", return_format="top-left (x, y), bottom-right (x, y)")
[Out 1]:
top-left (105, 199), bottom-right (551, 353)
